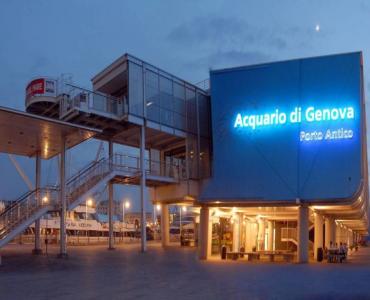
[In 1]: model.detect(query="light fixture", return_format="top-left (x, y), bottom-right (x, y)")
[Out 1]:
top-left (156, 204), bottom-right (161, 211)
top-left (42, 196), bottom-right (48, 203)
top-left (87, 198), bottom-right (93, 207)
top-left (125, 201), bottom-right (130, 209)
top-left (182, 206), bottom-right (187, 212)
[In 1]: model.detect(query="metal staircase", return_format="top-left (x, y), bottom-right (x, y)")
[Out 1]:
top-left (281, 227), bottom-right (314, 251)
top-left (0, 188), bottom-right (59, 248)
top-left (0, 153), bottom-right (182, 248)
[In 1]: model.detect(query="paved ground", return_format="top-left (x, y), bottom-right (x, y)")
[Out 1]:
top-left (1, 243), bottom-right (370, 300)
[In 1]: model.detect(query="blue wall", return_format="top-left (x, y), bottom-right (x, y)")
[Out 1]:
top-left (201, 52), bottom-right (363, 203)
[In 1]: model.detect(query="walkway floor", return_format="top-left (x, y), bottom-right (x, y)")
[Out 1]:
top-left (1, 243), bottom-right (370, 299)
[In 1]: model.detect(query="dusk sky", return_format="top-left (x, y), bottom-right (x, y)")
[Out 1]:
top-left (1, 0), bottom-right (370, 210)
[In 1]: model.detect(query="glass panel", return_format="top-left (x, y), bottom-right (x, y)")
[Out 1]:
top-left (187, 134), bottom-right (199, 179)
top-left (199, 137), bottom-right (211, 178)
top-left (186, 87), bottom-right (197, 134)
top-left (145, 70), bottom-right (160, 122)
top-left (128, 62), bottom-right (143, 116)
top-left (92, 93), bottom-right (105, 111)
top-left (160, 75), bottom-right (173, 126)
top-left (173, 82), bottom-right (186, 130)
top-left (198, 92), bottom-right (211, 137)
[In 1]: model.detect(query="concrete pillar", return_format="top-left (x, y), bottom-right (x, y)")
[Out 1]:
top-left (335, 224), bottom-right (341, 246)
top-left (108, 141), bottom-right (114, 250)
top-left (140, 125), bottom-right (147, 252)
top-left (232, 215), bottom-right (240, 252)
top-left (58, 137), bottom-right (67, 258)
top-left (198, 207), bottom-right (212, 260)
top-left (33, 152), bottom-right (42, 255)
top-left (267, 221), bottom-right (274, 251)
top-left (257, 218), bottom-right (265, 251)
top-left (325, 217), bottom-right (336, 248)
top-left (346, 228), bottom-right (350, 246)
top-left (314, 213), bottom-right (324, 260)
top-left (297, 205), bottom-right (309, 263)
top-left (160, 204), bottom-right (170, 247)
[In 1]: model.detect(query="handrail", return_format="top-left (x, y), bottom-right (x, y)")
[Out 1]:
top-left (67, 158), bottom-right (105, 185)
top-left (0, 189), bottom-right (36, 217)
top-left (0, 188), bottom-right (59, 239)
top-left (281, 227), bottom-right (297, 240)
top-left (59, 83), bottom-right (127, 119)
top-left (65, 83), bottom-right (122, 102)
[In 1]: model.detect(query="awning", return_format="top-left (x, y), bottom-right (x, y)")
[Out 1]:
top-left (0, 106), bottom-right (102, 159)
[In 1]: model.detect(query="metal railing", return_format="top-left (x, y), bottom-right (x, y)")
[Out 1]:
top-left (281, 227), bottom-right (297, 241)
top-left (0, 153), bottom-right (183, 243)
top-left (59, 84), bottom-right (128, 119)
top-left (66, 158), bottom-right (111, 206)
top-left (112, 153), bottom-right (184, 180)
top-left (0, 188), bottom-right (58, 240)
top-left (146, 158), bottom-right (182, 179)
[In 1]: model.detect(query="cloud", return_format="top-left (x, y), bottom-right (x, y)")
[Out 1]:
top-left (187, 50), bottom-right (271, 71)
top-left (167, 16), bottom-right (319, 53)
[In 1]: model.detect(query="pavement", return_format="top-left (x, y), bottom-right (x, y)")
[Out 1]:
top-left (1, 242), bottom-right (370, 300)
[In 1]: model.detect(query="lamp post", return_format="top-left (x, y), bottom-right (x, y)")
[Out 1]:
top-left (86, 198), bottom-right (93, 242)
top-left (179, 205), bottom-right (187, 244)
top-left (122, 200), bottom-right (130, 239)
top-left (42, 196), bottom-right (48, 254)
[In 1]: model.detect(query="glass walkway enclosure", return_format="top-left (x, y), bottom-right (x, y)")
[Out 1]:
top-left (27, 53), bottom-right (212, 184)
top-left (90, 53), bottom-right (211, 182)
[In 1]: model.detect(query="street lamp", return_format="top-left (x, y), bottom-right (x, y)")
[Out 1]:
top-left (122, 200), bottom-right (130, 223)
top-left (86, 198), bottom-right (93, 240)
top-left (179, 205), bottom-right (187, 243)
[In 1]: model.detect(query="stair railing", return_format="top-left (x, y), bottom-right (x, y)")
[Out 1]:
top-left (66, 158), bottom-right (111, 206)
top-left (0, 188), bottom-right (58, 239)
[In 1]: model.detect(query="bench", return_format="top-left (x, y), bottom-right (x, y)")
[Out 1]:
top-left (226, 252), bottom-right (243, 260)
top-left (226, 252), bottom-right (258, 261)
top-left (327, 253), bottom-right (345, 263)
top-left (259, 251), bottom-right (295, 262)
top-left (246, 252), bottom-right (260, 261)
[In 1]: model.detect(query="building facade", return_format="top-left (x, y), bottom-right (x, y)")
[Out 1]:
top-left (197, 52), bottom-right (369, 262)
top-left (0, 51), bottom-right (367, 263)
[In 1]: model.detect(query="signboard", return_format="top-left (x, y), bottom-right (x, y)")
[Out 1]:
top-left (201, 52), bottom-right (363, 203)
top-left (26, 77), bottom-right (57, 101)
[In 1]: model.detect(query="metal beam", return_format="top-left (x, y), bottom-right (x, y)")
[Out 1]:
top-left (140, 125), bottom-right (147, 252)
top-left (8, 154), bottom-right (34, 190)
top-left (108, 140), bottom-right (115, 250)
top-left (32, 153), bottom-right (42, 255)
top-left (58, 136), bottom-right (68, 258)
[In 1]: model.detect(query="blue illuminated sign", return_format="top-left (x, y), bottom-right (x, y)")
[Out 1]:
top-left (234, 106), bottom-right (355, 142)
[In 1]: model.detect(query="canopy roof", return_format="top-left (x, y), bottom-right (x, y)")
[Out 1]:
top-left (0, 106), bottom-right (101, 159)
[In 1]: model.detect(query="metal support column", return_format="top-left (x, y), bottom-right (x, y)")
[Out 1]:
top-left (199, 206), bottom-right (211, 260)
top-left (108, 140), bottom-right (115, 250)
top-left (161, 203), bottom-right (170, 247)
top-left (140, 125), bottom-right (147, 252)
top-left (33, 152), bottom-right (42, 255)
top-left (267, 221), bottom-right (274, 251)
top-left (58, 137), bottom-right (68, 258)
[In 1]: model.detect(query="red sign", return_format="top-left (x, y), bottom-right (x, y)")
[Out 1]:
top-left (26, 78), bottom-right (45, 99)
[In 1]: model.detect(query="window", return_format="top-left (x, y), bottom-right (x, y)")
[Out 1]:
top-left (128, 62), bottom-right (143, 116)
